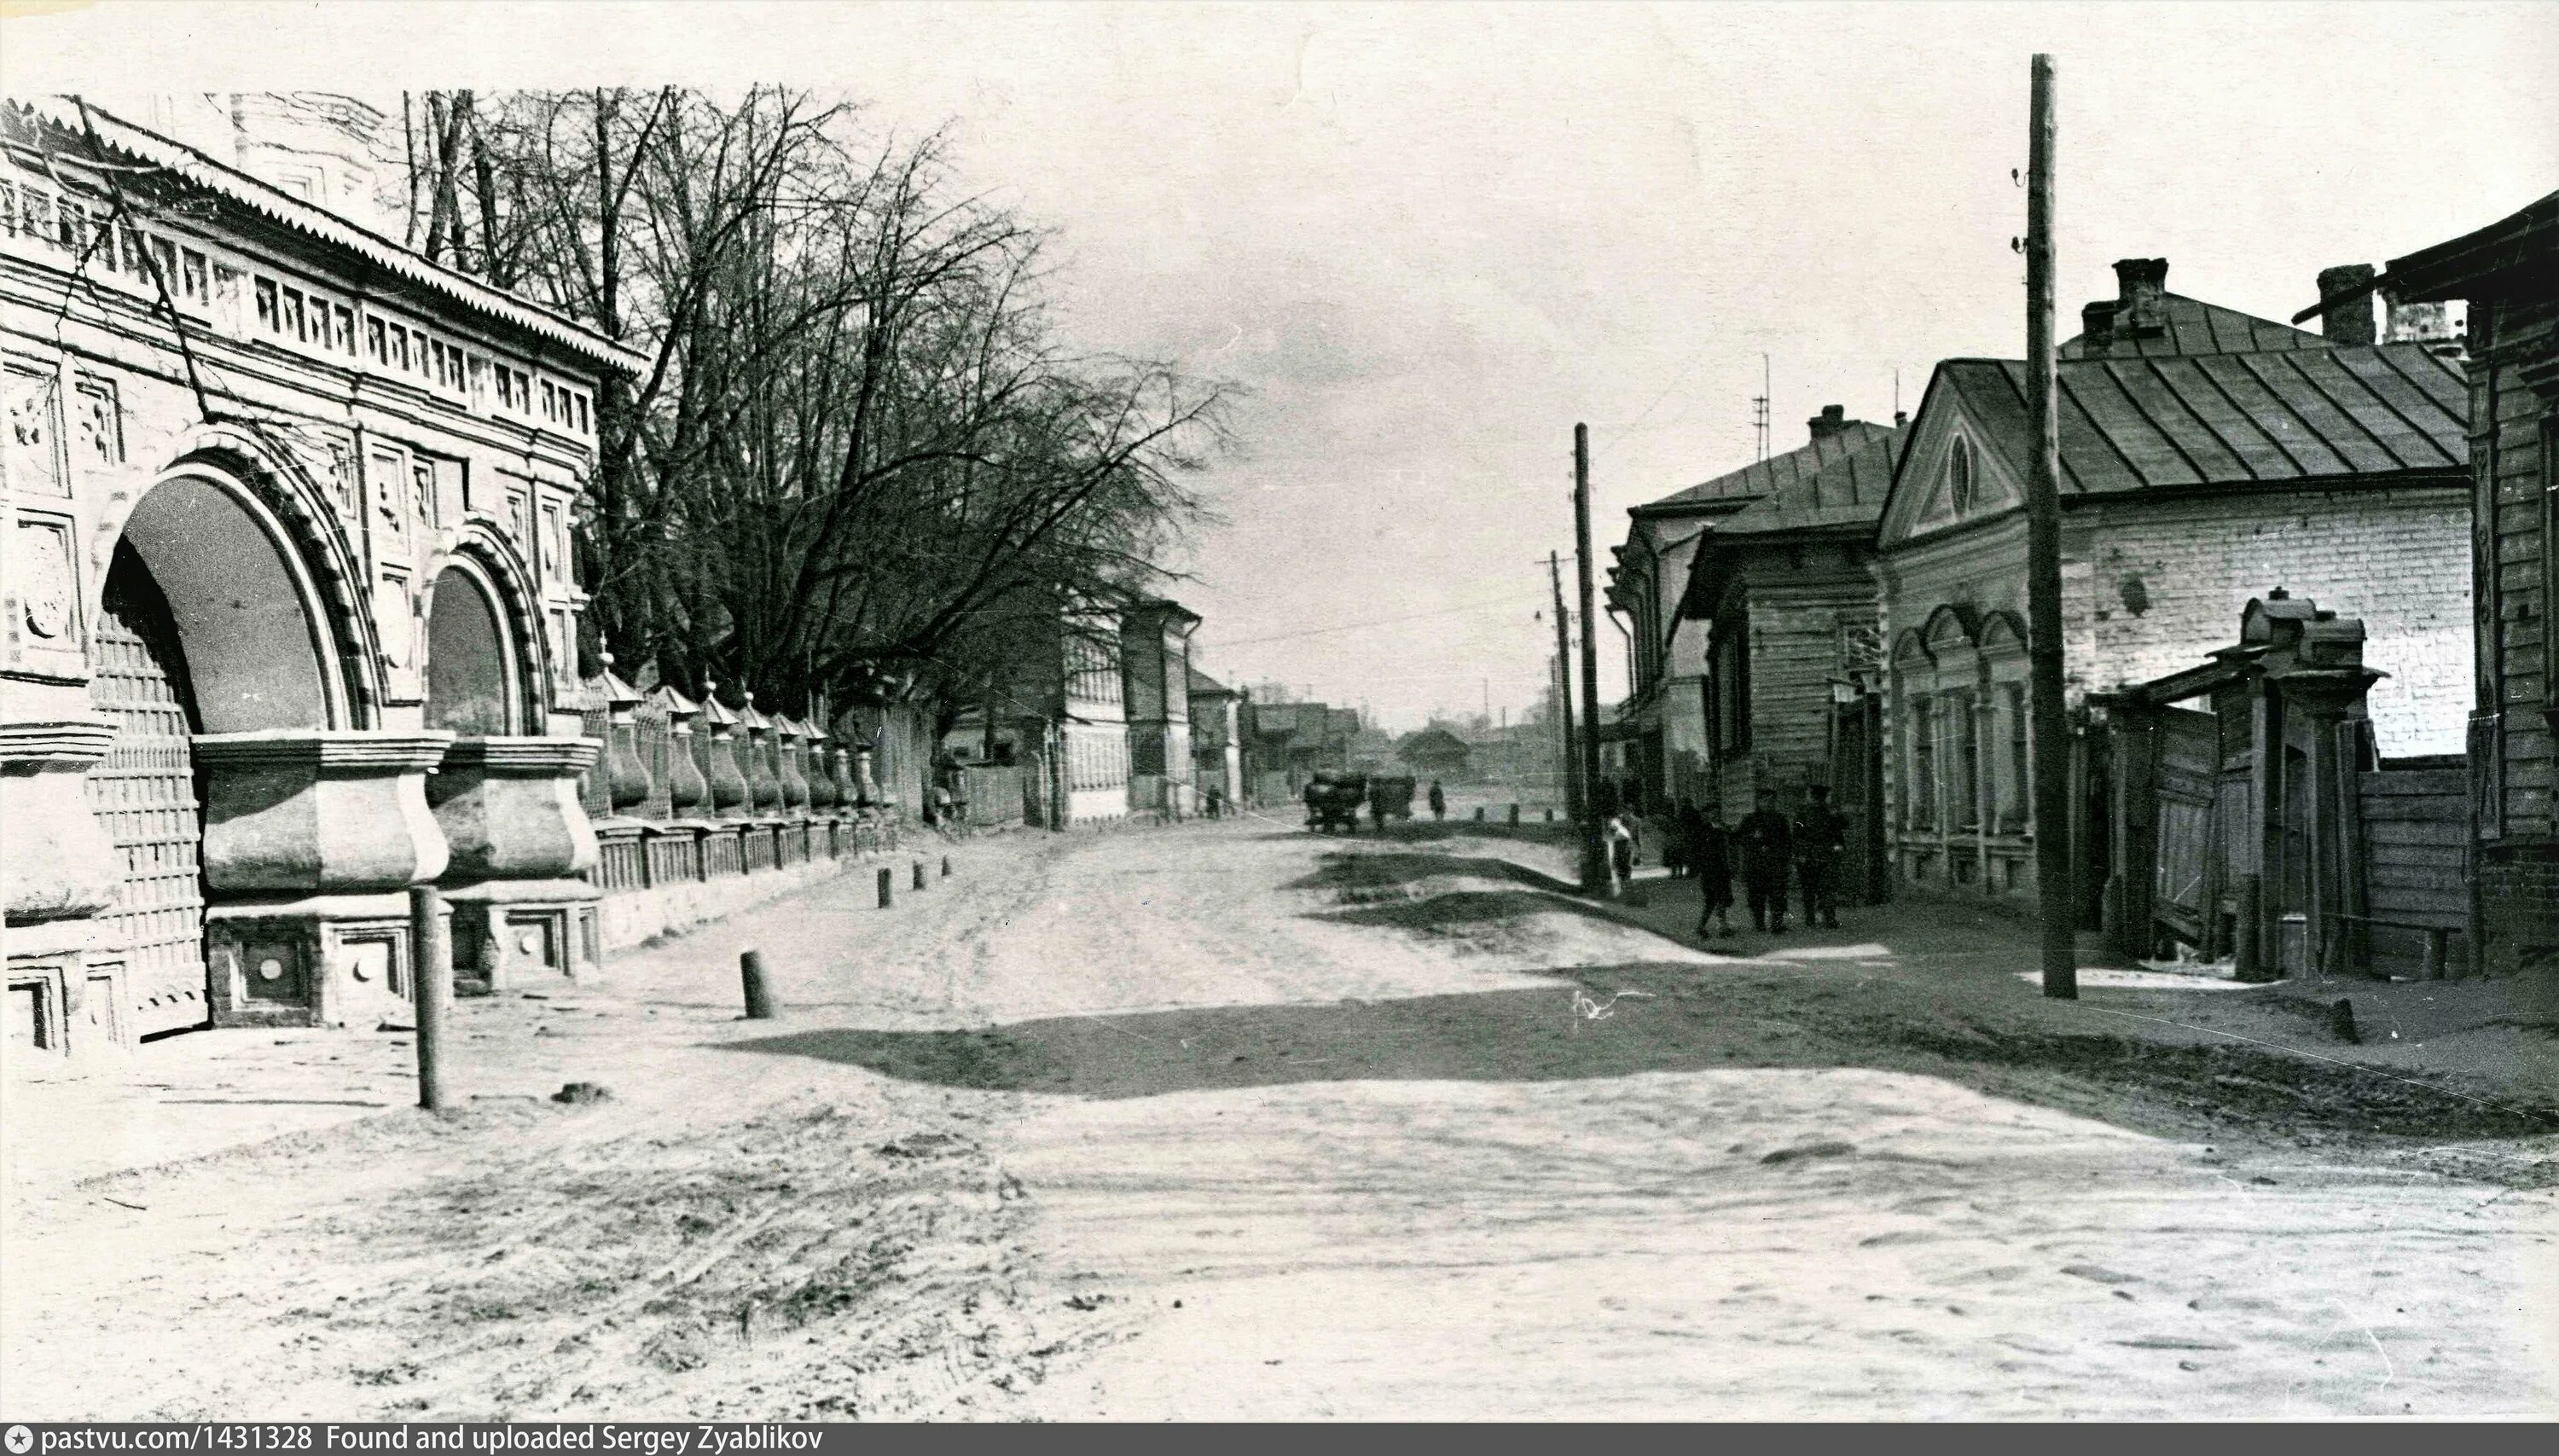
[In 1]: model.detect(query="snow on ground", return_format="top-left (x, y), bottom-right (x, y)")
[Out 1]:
top-left (4, 815), bottom-right (2553, 1419)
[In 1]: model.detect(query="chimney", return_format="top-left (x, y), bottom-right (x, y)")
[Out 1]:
top-left (2080, 299), bottom-right (2119, 344)
top-left (2114, 258), bottom-right (2169, 337)
top-left (1807, 403), bottom-right (1850, 442)
top-left (2316, 264), bottom-right (2379, 346)
top-left (1894, 410), bottom-right (1908, 428)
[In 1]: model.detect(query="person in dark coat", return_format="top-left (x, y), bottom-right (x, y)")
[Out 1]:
top-left (1661, 798), bottom-right (1692, 879)
top-left (1793, 783), bottom-right (1849, 929)
top-left (1735, 791), bottom-right (1794, 932)
top-left (1428, 779), bottom-right (1448, 821)
top-left (1690, 810), bottom-right (1735, 938)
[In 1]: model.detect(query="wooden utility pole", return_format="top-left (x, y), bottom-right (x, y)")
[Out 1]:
top-left (1573, 425), bottom-right (1610, 895)
top-left (2024, 55), bottom-right (2076, 1000)
top-left (1549, 552), bottom-right (1579, 821)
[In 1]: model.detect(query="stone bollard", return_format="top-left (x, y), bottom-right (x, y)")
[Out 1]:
top-left (1473, 805), bottom-right (1484, 822)
top-left (1509, 803), bottom-right (1521, 827)
top-left (2329, 998), bottom-right (2360, 1045)
top-left (877, 867), bottom-right (894, 908)
top-left (409, 885), bottom-right (451, 1112)
top-left (941, 856), bottom-right (952, 879)
top-left (740, 948), bottom-right (777, 1020)
top-left (1544, 808), bottom-right (1555, 823)
top-left (912, 861), bottom-right (927, 890)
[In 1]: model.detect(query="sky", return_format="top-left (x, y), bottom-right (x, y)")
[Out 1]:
top-left (9, 1), bottom-right (2554, 731)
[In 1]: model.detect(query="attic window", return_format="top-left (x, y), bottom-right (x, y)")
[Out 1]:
top-left (1948, 438), bottom-right (1976, 515)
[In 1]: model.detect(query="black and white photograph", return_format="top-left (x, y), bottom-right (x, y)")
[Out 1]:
top-left (0, 0), bottom-right (2553, 1425)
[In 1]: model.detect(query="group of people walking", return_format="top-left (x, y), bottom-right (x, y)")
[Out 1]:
top-left (1657, 785), bottom-right (1848, 938)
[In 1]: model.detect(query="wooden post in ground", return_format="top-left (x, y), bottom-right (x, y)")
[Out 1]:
top-left (2022, 54), bottom-right (2075, 999)
top-left (912, 861), bottom-right (926, 890)
top-left (877, 867), bottom-right (894, 908)
top-left (409, 885), bottom-right (450, 1111)
top-left (1573, 426), bottom-right (1610, 896)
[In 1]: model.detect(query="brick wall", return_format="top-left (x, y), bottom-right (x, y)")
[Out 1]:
top-left (2070, 488), bottom-right (2473, 757)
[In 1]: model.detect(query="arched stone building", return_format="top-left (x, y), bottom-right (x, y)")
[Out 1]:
top-left (2, 100), bottom-right (641, 1053)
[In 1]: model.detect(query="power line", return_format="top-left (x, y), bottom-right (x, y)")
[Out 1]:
top-left (1204, 592), bottom-right (1546, 648)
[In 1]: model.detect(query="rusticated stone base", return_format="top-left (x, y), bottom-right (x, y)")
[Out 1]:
top-left (444, 878), bottom-right (603, 993)
top-left (205, 891), bottom-right (433, 1030)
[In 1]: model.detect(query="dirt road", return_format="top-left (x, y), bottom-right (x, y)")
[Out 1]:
top-left (5, 814), bottom-right (2554, 1418)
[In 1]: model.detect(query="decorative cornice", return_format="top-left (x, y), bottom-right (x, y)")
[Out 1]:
top-left (193, 730), bottom-right (453, 771)
top-left (0, 717), bottom-right (117, 769)
top-left (438, 735), bottom-right (603, 774)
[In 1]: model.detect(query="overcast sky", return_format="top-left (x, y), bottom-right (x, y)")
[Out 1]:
top-left (10, 2), bottom-right (2554, 730)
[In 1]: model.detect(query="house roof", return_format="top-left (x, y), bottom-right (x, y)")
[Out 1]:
top-left (1716, 420), bottom-right (1912, 535)
top-left (2062, 293), bottom-right (2330, 360)
top-left (2358, 189), bottom-right (2559, 307)
top-left (9, 98), bottom-right (648, 376)
top-left (1186, 664), bottom-right (1233, 698)
top-left (1935, 341), bottom-right (2465, 500)
top-left (1633, 419), bottom-right (1895, 513)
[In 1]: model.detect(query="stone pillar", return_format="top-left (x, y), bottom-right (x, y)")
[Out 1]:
top-left (599, 653), bottom-right (652, 813)
top-left (429, 735), bottom-right (604, 990)
top-left (190, 730), bottom-right (453, 1030)
top-left (741, 693), bottom-right (782, 814)
top-left (831, 744), bottom-right (861, 809)
top-left (700, 684), bottom-right (749, 819)
top-left (775, 715), bottom-right (813, 812)
top-left (804, 721), bottom-right (837, 810)
top-left (2, 716), bottom-right (122, 1055)
top-left (657, 686), bottom-right (711, 816)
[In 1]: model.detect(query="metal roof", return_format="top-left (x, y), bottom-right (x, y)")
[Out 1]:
top-left (1717, 421), bottom-right (1912, 535)
top-left (1637, 418), bottom-right (1895, 511)
top-left (2062, 293), bottom-right (2330, 360)
top-left (2362, 189), bottom-right (2559, 307)
top-left (9, 98), bottom-right (649, 377)
top-left (1936, 340), bottom-right (2465, 499)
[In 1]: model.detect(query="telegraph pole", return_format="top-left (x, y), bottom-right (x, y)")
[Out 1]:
top-left (1573, 425), bottom-right (1610, 895)
top-left (1549, 551), bottom-right (1579, 821)
top-left (2024, 55), bottom-right (2076, 1000)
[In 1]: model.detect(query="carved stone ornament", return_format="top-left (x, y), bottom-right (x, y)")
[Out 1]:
top-left (18, 520), bottom-right (75, 641)
top-left (374, 574), bottom-right (414, 669)
top-left (73, 381), bottom-right (121, 466)
top-left (3, 370), bottom-right (65, 496)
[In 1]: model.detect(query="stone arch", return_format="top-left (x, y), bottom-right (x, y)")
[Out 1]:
top-left (92, 425), bottom-right (386, 728)
top-left (1976, 610), bottom-right (2028, 657)
top-left (1920, 603), bottom-right (1982, 659)
top-left (422, 555), bottom-right (525, 736)
top-left (101, 461), bottom-right (345, 733)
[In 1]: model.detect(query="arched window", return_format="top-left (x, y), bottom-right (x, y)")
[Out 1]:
top-left (1948, 438), bottom-right (1976, 515)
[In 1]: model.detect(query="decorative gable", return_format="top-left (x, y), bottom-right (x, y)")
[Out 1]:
top-left (1879, 374), bottom-right (2027, 548)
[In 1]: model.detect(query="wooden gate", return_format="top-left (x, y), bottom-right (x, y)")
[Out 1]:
top-left (2150, 706), bottom-right (2218, 946)
top-left (84, 547), bottom-right (209, 1039)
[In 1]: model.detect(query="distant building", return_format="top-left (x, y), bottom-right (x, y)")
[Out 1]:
top-left (1121, 599), bottom-right (1201, 816)
top-left (1187, 664), bottom-right (1245, 807)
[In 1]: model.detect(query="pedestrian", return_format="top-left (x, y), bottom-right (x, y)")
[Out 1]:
top-left (1660, 797), bottom-right (1691, 879)
top-left (1429, 779), bottom-right (1448, 821)
top-left (1793, 783), bottom-right (1848, 930)
top-left (1736, 790), bottom-right (1794, 932)
top-left (1691, 812), bottom-right (1735, 938)
top-left (1604, 810), bottom-right (1639, 888)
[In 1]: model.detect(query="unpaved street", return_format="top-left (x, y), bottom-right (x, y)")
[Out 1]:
top-left (5, 815), bottom-right (2555, 1419)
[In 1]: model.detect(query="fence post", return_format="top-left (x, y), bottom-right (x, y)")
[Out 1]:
top-left (2424, 926), bottom-right (2449, 982)
top-left (1509, 803), bottom-right (1521, 827)
top-left (409, 885), bottom-right (450, 1112)
top-left (877, 867), bottom-right (894, 908)
top-left (912, 861), bottom-right (926, 890)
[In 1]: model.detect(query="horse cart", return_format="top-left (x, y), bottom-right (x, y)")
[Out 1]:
top-left (1304, 772), bottom-right (1369, 833)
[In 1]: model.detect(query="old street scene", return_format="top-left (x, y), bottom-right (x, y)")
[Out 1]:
top-left (2, 3), bottom-right (2556, 1424)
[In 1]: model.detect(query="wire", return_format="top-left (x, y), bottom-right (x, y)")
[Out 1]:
top-left (1204, 592), bottom-right (1547, 649)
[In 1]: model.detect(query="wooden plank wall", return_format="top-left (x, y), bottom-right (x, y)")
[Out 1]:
top-left (2359, 764), bottom-right (2469, 976)
top-left (2486, 296), bottom-right (2554, 838)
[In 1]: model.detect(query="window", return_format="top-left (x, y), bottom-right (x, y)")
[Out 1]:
top-left (392, 325), bottom-right (412, 374)
top-left (2004, 682), bottom-right (2029, 831)
top-left (179, 247), bottom-right (208, 305)
top-left (118, 223), bottom-right (147, 278)
top-left (2543, 415), bottom-right (2558, 722)
top-left (1908, 693), bottom-right (1936, 831)
top-left (148, 235), bottom-right (177, 290)
top-left (253, 277), bottom-right (280, 332)
top-left (572, 392), bottom-right (590, 434)
top-left (1709, 610), bottom-right (1750, 756)
top-left (1948, 438), bottom-right (1975, 515)
top-left (282, 286), bottom-right (308, 342)
top-left (20, 186), bottom-right (55, 247)
top-left (541, 380), bottom-right (558, 422)
top-left (466, 355), bottom-right (487, 408)
top-left (1950, 690), bottom-right (1980, 831)
top-left (213, 264), bottom-right (245, 330)
top-left (56, 199), bottom-right (88, 254)
top-left (366, 317), bottom-right (387, 363)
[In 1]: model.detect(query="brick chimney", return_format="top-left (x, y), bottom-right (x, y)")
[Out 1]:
top-left (2113, 259), bottom-right (2169, 338)
top-left (1807, 404), bottom-right (1850, 442)
top-left (2316, 264), bottom-right (2379, 346)
top-left (2080, 299), bottom-right (2119, 343)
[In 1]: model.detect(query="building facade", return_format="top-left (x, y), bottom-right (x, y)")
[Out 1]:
top-left (2, 100), bottom-right (641, 1053)
top-left (1187, 664), bottom-right (1245, 807)
top-left (2369, 190), bottom-right (2559, 981)
top-left (1875, 258), bottom-right (2471, 919)
top-left (1121, 599), bottom-right (1200, 816)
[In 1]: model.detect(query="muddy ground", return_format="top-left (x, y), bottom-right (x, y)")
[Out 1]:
top-left (5, 808), bottom-right (2554, 1418)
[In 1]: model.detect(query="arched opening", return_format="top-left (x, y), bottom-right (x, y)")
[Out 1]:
top-left (90, 470), bottom-right (339, 1038)
top-left (117, 473), bottom-right (336, 734)
top-left (425, 562), bottom-right (522, 736)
